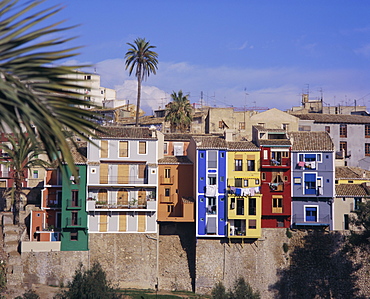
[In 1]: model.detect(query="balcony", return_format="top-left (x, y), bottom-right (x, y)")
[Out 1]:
top-left (261, 159), bottom-right (290, 168)
top-left (66, 199), bottom-right (82, 209)
top-left (65, 216), bottom-right (82, 227)
top-left (87, 198), bottom-right (156, 211)
top-left (269, 182), bottom-right (285, 192)
top-left (159, 175), bottom-right (174, 185)
top-left (99, 175), bottom-right (148, 185)
top-left (46, 199), bottom-right (61, 208)
top-left (159, 193), bottom-right (176, 203)
top-left (292, 214), bottom-right (330, 227)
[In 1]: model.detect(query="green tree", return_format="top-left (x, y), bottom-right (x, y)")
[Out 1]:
top-left (125, 37), bottom-right (158, 127)
top-left (165, 90), bottom-right (193, 133)
top-left (15, 289), bottom-right (40, 299)
top-left (346, 200), bottom-right (370, 254)
top-left (55, 262), bottom-right (121, 299)
top-left (211, 277), bottom-right (260, 299)
top-left (0, 0), bottom-right (101, 173)
top-left (0, 134), bottom-right (50, 224)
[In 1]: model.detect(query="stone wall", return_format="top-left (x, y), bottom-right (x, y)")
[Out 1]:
top-left (21, 251), bottom-right (88, 287)
top-left (12, 227), bottom-right (370, 299)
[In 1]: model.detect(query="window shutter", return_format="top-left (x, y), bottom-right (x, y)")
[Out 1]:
top-left (101, 140), bottom-right (108, 158)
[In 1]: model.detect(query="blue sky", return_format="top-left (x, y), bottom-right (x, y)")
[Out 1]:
top-left (36, 1), bottom-right (370, 113)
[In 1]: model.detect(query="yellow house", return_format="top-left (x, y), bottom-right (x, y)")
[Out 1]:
top-left (226, 141), bottom-right (262, 238)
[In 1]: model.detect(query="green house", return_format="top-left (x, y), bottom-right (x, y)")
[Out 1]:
top-left (60, 164), bottom-right (88, 251)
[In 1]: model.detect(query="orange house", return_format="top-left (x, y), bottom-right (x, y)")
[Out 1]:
top-left (157, 156), bottom-right (194, 222)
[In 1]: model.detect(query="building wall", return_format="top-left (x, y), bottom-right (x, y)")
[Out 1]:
top-left (227, 150), bottom-right (262, 238)
top-left (196, 149), bottom-right (227, 237)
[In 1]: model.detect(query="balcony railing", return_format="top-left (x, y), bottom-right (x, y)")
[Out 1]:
top-left (46, 200), bottom-right (61, 208)
top-left (159, 175), bottom-right (174, 185)
top-left (66, 199), bottom-right (82, 209)
top-left (99, 175), bottom-right (148, 185)
top-left (269, 182), bottom-right (285, 191)
top-left (292, 214), bottom-right (330, 226)
top-left (88, 199), bottom-right (156, 210)
top-left (65, 217), bottom-right (82, 227)
top-left (261, 159), bottom-right (290, 168)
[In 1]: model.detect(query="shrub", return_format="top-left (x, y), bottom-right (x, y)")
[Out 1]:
top-left (286, 228), bottom-right (293, 238)
top-left (211, 277), bottom-right (260, 299)
top-left (15, 289), bottom-right (40, 299)
top-left (283, 243), bottom-right (289, 253)
top-left (54, 262), bottom-right (121, 299)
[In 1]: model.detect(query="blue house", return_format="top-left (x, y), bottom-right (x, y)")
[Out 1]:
top-left (189, 136), bottom-right (227, 237)
top-left (288, 132), bottom-right (335, 229)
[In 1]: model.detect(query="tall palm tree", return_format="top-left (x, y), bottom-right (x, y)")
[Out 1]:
top-left (125, 38), bottom-right (158, 126)
top-left (165, 90), bottom-right (193, 133)
top-left (0, 134), bottom-right (50, 224)
top-left (0, 0), bottom-right (101, 174)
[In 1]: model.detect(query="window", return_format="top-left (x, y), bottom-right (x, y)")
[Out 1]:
top-left (354, 198), bottom-right (362, 210)
top-left (239, 122), bottom-right (245, 130)
top-left (299, 125), bottom-right (311, 131)
top-left (119, 141), bottom-right (128, 157)
top-left (340, 124), bottom-right (347, 138)
top-left (247, 160), bottom-right (255, 171)
top-left (33, 170), bottom-right (39, 179)
top-left (71, 212), bottom-right (78, 226)
top-left (139, 141), bottom-right (146, 154)
top-left (344, 214), bottom-right (349, 230)
top-left (282, 123), bottom-right (289, 131)
top-left (255, 179), bottom-right (260, 185)
top-left (272, 196), bottom-right (283, 213)
top-left (207, 197), bottom-right (216, 214)
top-left (165, 188), bottom-right (170, 197)
top-left (366, 125), bottom-right (370, 138)
top-left (262, 173), bottom-right (266, 180)
top-left (305, 206), bottom-right (317, 222)
top-left (236, 198), bottom-right (244, 215)
top-left (164, 168), bottom-right (171, 178)
top-left (248, 219), bottom-right (256, 229)
top-left (282, 151), bottom-right (289, 158)
top-left (235, 159), bottom-right (242, 171)
top-left (249, 197), bottom-right (256, 215)
top-left (325, 126), bottom-right (330, 133)
top-left (70, 230), bottom-right (78, 241)
top-left (208, 175), bottom-right (217, 185)
top-left (100, 140), bottom-right (108, 158)
top-left (200, 152), bottom-right (204, 159)
top-left (208, 151), bottom-right (217, 168)
top-left (71, 190), bottom-right (79, 207)
top-left (219, 121), bottom-right (223, 128)
top-left (294, 177), bottom-right (301, 185)
top-left (244, 179), bottom-right (248, 187)
top-left (164, 143), bottom-right (168, 154)
top-left (235, 178), bottom-right (243, 187)
top-left (366, 144), bottom-right (370, 156)
top-left (340, 141), bottom-right (347, 157)
top-left (304, 173), bottom-right (316, 195)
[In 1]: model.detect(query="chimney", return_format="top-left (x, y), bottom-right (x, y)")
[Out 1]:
top-left (224, 129), bottom-right (233, 142)
top-left (149, 125), bottom-right (156, 138)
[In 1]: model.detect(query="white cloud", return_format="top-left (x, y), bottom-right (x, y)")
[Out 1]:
top-left (91, 58), bottom-right (370, 114)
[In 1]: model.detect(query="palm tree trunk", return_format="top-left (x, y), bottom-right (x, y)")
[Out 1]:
top-left (13, 177), bottom-right (22, 225)
top-left (135, 75), bottom-right (142, 127)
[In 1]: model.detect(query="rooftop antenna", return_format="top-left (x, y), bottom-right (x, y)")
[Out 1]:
top-left (244, 87), bottom-right (249, 112)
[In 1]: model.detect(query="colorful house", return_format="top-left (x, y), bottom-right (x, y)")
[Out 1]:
top-left (226, 140), bottom-right (262, 238)
top-left (253, 126), bottom-right (292, 228)
top-left (86, 127), bottom-right (160, 233)
top-left (157, 156), bottom-right (194, 222)
top-left (189, 135), bottom-right (227, 237)
top-left (333, 166), bottom-right (370, 230)
top-left (27, 143), bottom-right (88, 251)
top-left (289, 132), bottom-right (334, 229)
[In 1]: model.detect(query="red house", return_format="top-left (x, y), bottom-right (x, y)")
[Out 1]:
top-left (253, 126), bottom-right (292, 228)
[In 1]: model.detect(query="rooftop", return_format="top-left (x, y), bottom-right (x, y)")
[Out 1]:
top-left (293, 113), bottom-right (370, 124)
top-left (289, 131), bottom-right (334, 151)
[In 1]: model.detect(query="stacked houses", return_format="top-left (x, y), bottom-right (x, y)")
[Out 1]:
top-left (18, 120), bottom-right (370, 252)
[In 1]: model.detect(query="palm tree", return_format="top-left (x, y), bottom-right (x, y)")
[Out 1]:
top-left (165, 90), bottom-right (193, 133)
top-left (0, 0), bottom-right (101, 174)
top-left (125, 38), bottom-right (158, 126)
top-left (0, 134), bottom-right (50, 224)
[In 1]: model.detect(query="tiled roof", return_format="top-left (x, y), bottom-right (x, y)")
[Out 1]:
top-left (164, 133), bottom-right (193, 141)
top-left (335, 184), bottom-right (369, 197)
top-left (227, 141), bottom-right (260, 151)
top-left (289, 131), bottom-right (334, 151)
top-left (253, 126), bottom-right (286, 133)
top-left (192, 136), bottom-right (227, 149)
top-left (96, 127), bottom-right (156, 139)
top-left (158, 156), bottom-right (193, 164)
top-left (259, 139), bottom-right (291, 146)
top-left (293, 113), bottom-right (370, 124)
top-left (335, 166), bottom-right (370, 179)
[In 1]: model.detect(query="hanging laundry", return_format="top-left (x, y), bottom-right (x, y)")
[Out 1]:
top-left (235, 188), bottom-right (242, 196)
top-left (298, 161), bottom-right (305, 167)
top-left (205, 185), bottom-right (217, 197)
